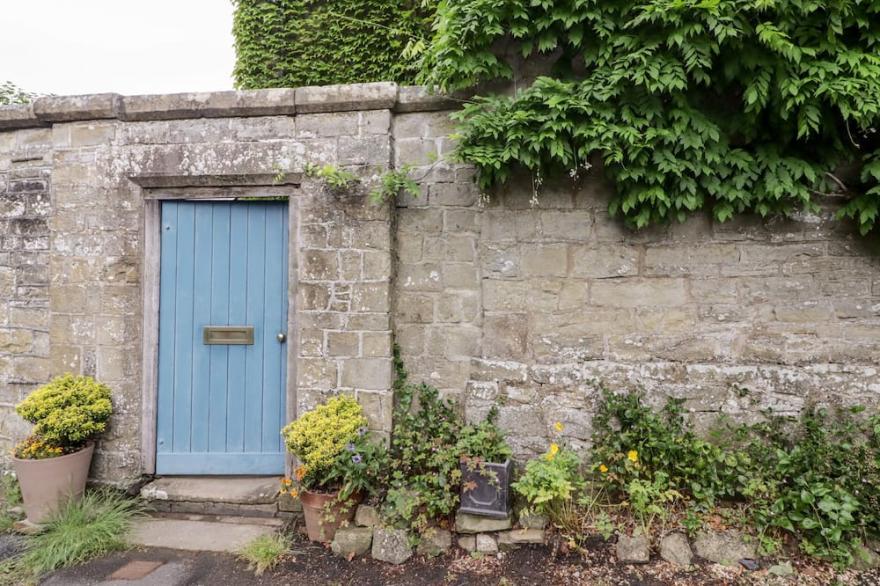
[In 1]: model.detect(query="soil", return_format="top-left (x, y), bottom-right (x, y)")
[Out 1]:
top-left (44, 528), bottom-right (880, 586)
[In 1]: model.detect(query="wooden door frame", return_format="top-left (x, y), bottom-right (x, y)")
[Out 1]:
top-left (134, 173), bottom-right (300, 475)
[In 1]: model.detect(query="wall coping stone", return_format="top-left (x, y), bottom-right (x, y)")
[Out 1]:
top-left (33, 93), bottom-right (122, 122)
top-left (121, 88), bottom-right (296, 121)
top-left (0, 103), bottom-right (45, 130)
top-left (0, 83), bottom-right (459, 130)
top-left (294, 82), bottom-right (398, 114)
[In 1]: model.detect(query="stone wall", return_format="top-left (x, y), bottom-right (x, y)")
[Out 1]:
top-left (0, 128), bottom-right (52, 454)
top-left (391, 106), bottom-right (880, 457)
top-left (0, 83), bottom-right (878, 483)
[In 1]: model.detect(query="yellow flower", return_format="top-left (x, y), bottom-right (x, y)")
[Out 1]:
top-left (545, 443), bottom-right (560, 461)
top-left (554, 422), bottom-right (564, 432)
top-left (599, 464), bottom-right (609, 474)
top-left (627, 450), bottom-right (638, 463)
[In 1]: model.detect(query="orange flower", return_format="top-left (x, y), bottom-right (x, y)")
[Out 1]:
top-left (295, 465), bottom-right (308, 481)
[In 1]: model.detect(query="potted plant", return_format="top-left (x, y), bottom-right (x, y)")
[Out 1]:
top-left (281, 395), bottom-right (386, 542)
top-left (13, 374), bottom-right (113, 523)
top-left (456, 408), bottom-right (514, 519)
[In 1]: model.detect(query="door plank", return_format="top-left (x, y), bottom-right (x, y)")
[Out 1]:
top-left (243, 205), bottom-right (268, 454)
top-left (171, 202), bottom-right (196, 454)
top-left (209, 203), bottom-right (232, 453)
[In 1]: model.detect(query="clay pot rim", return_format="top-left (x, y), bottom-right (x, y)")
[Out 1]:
top-left (12, 441), bottom-right (94, 464)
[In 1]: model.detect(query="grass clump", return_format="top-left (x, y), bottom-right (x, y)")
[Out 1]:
top-left (238, 533), bottom-right (290, 576)
top-left (20, 489), bottom-right (143, 576)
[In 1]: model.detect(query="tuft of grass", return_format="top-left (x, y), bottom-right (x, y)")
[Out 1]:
top-left (20, 489), bottom-right (143, 576)
top-left (238, 533), bottom-right (290, 576)
top-left (0, 474), bottom-right (21, 508)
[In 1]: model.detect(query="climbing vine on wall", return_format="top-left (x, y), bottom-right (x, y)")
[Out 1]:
top-left (232, 0), bottom-right (433, 88)
top-left (418, 1), bottom-right (880, 235)
top-left (0, 81), bottom-right (37, 105)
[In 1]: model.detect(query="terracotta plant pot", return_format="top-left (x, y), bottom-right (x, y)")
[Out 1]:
top-left (13, 442), bottom-right (94, 524)
top-left (299, 489), bottom-right (360, 543)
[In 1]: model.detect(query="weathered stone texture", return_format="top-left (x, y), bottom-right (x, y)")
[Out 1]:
top-left (0, 128), bottom-right (52, 457)
top-left (394, 107), bottom-right (880, 458)
top-left (2, 86), bottom-right (879, 486)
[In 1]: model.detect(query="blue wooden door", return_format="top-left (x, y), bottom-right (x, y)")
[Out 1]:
top-left (156, 200), bottom-right (288, 475)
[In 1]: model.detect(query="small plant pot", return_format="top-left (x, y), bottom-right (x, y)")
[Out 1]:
top-left (299, 489), bottom-right (361, 543)
top-left (459, 459), bottom-right (513, 519)
top-left (13, 442), bottom-right (94, 524)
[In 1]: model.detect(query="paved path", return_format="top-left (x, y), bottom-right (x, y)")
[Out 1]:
top-left (42, 548), bottom-right (265, 586)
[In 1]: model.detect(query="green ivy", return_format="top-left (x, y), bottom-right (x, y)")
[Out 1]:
top-left (232, 0), bottom-right (433, 88)
top-left (418, 0), bottom-right (880, 235)
top-left (0, 81), bottom-right (37, 105)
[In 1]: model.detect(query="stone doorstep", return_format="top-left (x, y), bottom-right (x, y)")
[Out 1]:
top-left (152, 511), bottom-right (285, 528)
top-left (128, 516), bottom-right (277, 553)
top-left (140, 476), bottom-right (281, 505)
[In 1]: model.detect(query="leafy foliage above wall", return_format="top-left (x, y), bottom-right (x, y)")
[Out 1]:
top-left (232, 0), bottom-right (432, 88)
top-left (0, 81), bottom-right (37, 105)
top-left (418, 1), bottom-right (880, 235)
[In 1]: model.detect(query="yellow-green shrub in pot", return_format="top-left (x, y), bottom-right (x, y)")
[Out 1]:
top-left (13, 374), bottom-right (112, 523)
top-left (280, 396), bottom-right (387, 542)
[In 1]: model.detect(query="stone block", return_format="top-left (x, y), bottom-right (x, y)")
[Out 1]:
top-left (442, 264), bottom-right (479, 290)
top-left (301, 250), bottom-right (338, 281)
top-left (483, 314), bottom-right (527, 360)
top-left (417, 527), bottom-right (452, 557)
top-left (352, 283), bottom-right (391, 313)
top-left (693, 531), bottom-right (756, 566)
top-left (394, 86), bottom-right (460, 113)
top-left (296, 359), bottom-right (337, 390)
top-left (498, 528), bottom-right (545, 545)
top-left (295, 112), bottom-right (359, 138)
top-left (397, 263), bottom-right (443, 291)
top-left (361, 332), bottom-right (392, 358)
top-left (0, 104), bottom-right (44, 130)
top-left (341, 359), bottom-right (392, 390)
top-left (331, 527), bottom-right (373, 557)
top-left (660, 532), bottom-right (693, 566)
top-left (327, 332), bottom-right (359, 357)
top-left (395, 138), bottom-right (439, 167)
top-left (296, 82), bottom-right (397, 114)
top-left (616, 534), bottom-right (650, 564)
top-left (34, 94), bottom-right (121, 122)
top-left (570, 245), bottom-right (639, 278)
top-left (455, 511), bottom-right (512, 534)
top-left (121, 89), bottom-right (296, 121)
top-left (476, 533), bottom-right (498, 554)
top-left (355, 505), bottom-right (380, 528)
top-left (371, 527), bottom-right (412, 565)
top-left (644, 244), bottom-right (738, 276)
top-left (338, 135), bottom-right (390, 166)
top-left (457, 534), bottom-right (476, 552)
top-left (539, 210), bottom-right (592, 240)
top-left (591, 278), bottom-right (688, 307)
top-left (429, 183), bottom-right (478, 207)
top-left (356, 390), bottom-right (392, 431)
top-left (522, 244), bottom-right (568, 277)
